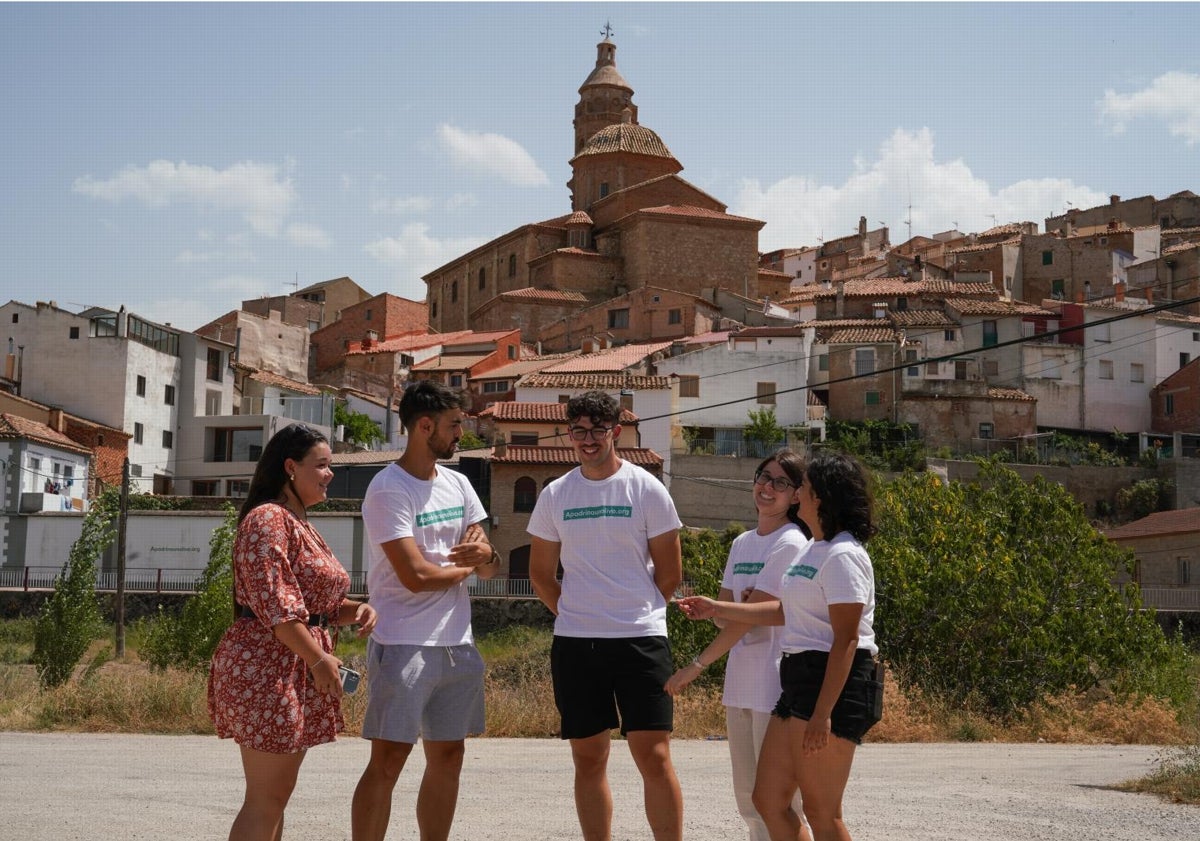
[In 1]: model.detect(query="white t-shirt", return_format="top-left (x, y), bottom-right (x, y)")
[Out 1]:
top-left (527, 460), bottom-right (682, 638)
top-left (777, 531), bottom-right (877, 656)
top-left (720, 523), bottom-right (810, 713)
top-left (362, 462), bottom-right (487, 646)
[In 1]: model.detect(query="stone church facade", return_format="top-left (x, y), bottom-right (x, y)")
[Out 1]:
top-left (423, 37), bottom-right (774, 346)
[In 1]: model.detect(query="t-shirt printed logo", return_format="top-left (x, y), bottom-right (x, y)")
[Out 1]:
top-left (416, 506), bottom-right (465, 527)
top-left (732, 562), bottom-right (765, 575)
top-left (788, 564), bottom-right (818, 579)
top-left (562, 505), bottom-right (633, 521)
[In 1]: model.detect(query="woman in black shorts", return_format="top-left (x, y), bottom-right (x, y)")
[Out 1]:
top-left (676, 453), bottom-right (879, 841)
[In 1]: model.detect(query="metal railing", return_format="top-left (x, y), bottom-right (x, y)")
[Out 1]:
top-left (1138, 587), bottom-right (1200, 613)
top-left (0, 566), bottom-right (538, 600)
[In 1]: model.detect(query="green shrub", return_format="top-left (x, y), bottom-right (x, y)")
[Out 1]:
top-left (1117, 478), bottom-right (1173, 522)
top-left (872, 463), bottom-right (1195, 716)
top-left (666, 525), bottom-right (745, 686)
top-left (31, 494), bottom-right (116, 688)
top-left (140, 505), bottom-right (236, 671)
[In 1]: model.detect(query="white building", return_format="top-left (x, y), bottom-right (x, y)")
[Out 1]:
top-left (0, 413), bottom-right (91, 515)
top-left (656, 326), bottom-right (813, 455)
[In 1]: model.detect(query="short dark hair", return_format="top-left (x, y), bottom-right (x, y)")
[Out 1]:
top-left (805, 452), bottom-right (875, 544)
top-left (400, 380), bottom-right (469, 430)
top-left (240, 424), bottom-right (328, 523)
top-left (565, 390), bottom-right (621, 427)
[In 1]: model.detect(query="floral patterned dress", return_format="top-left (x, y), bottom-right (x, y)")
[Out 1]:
top-left (208, 503), bottom-right (351, 754)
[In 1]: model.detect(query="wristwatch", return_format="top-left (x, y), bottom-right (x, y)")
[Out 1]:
top-left (489, 547), bottom-right (502, 566)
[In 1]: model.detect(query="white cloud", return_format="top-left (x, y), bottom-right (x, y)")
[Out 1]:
top-left (1099, 71), bottom-right (1200, 145)
top-left (445, 192), bottom-right (479, 211)
top-left (286, 222), bottom-right (331, 249)
top-left (365, 223), bottom-right (487, 285)
top-left (437, 124), bottom-right (549, 187)
top-left (136, 274), bottom-right (269, 330)
top-left (734, 128), bottom-right (1110, 250)
top-left (371, 195), bottom-right (433, 214)
top-left (72, 159), bottom-right (296, 235)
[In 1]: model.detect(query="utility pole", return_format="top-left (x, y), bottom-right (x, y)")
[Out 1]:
top-left (115, 458), bottom-right (130, 658)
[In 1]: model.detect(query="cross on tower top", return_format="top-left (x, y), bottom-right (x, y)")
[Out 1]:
top-left (601, 21), bottom-right (614, 39)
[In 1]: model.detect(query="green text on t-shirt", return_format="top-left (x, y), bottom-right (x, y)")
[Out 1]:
top-left (732, 562), bottom-right (765, 575)
top-left (416, 506), bottom-right (465, 527)
top-left (562, 505), bottom-right (633, 521)
top-left (787, 564), bottom-right (818, 579)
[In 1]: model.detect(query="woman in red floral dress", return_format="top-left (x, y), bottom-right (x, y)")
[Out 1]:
top-left (208, 423), bottom-right (377, 841)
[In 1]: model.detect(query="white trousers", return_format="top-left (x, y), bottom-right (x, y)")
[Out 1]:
top-left (725, 705), bottom-right (808, 841)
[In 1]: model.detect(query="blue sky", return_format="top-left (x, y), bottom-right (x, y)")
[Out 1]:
top-left (3, 2), bottom-right (1198, 331)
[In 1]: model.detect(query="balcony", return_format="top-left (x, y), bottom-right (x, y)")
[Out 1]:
top-left (237, 395), bottom-right (330, 424)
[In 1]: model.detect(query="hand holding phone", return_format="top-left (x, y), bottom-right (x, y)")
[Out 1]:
top-left (338, 665), bottom-right (361, 695)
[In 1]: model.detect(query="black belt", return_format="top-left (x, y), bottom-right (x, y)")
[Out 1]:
top-left (236, 604), bottom-right (331, 628)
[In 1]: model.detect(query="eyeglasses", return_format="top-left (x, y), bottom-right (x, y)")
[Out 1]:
top-left (567, 425), bottom-right (614, 442)
top-left (753, 470), bottom-right (795, 493)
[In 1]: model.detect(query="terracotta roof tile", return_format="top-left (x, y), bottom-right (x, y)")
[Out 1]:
top-left (541, 341), bottom-right (675, 373)
top-left (441, 330), bottom-right (518, 346)
top-left (635, 205), bottom-right (762, 225)
top-left (1105, 507), bottom-right (1200, 540)
top-left (477, 402), bottom-right (638, 424)
top-left (575, 123), bottom-right (676, 159)
top-left (948, 300), bottom-right (1055, 317)
top-left (757, 268), bottom-right (791, 279)
top-left (232, 364), bottom-right (323, 395)
top-left (490, 444), bottom-right (663, 467)
top-left (566, 211), bottom-right (594, 226)
top-left (517, 373), bottom-right (672, 390)
top-left (948, 238), bottom-right (1020, 254)
top-left (823, 327), bottom-right (898, 344)
top-left (496, 287), bottom-right (590, 304)
top-left (678, 330), bottom-right (731, 344)
top-left (888, 310), bottom-right (955, 327)
top-left (920, 280), bottom-right (998, 296)
top-left (471, 353), bottom-right (582, 380)
top-left (0, 413), bottom-right (91, 454)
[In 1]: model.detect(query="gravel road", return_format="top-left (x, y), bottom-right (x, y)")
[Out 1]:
top-left (2, 733), bottom-right (1195, 839)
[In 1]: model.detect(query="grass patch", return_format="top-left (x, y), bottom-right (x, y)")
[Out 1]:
top-left (0, 621), bottom-right (1196, 749)
top-left (1116, 745), bottom-right (1200, 805)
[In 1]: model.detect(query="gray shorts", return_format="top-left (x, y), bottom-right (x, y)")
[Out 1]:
top-left (361, 640), bottom-right (486, 744)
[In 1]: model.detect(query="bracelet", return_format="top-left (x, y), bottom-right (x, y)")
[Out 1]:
top-left (309, 652), bottom-right (331, 670)
top-left (690, 657), bottom-right (707, 670)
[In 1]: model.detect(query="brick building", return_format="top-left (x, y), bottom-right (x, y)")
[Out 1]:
top-left (310, 292), bottom-right (428, 381)
top-left (1152, 356), bottom-right (1200, 433)
top-left (422, 36), bottom-right (774, 346)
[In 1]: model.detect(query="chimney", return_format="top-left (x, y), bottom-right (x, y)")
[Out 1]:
top-left (493, 433), bottom-right (507, 458)
top-left (1108, 218), bottom-right (1119, 231)
top-left (1110, 195), bottom-right (1120, 205)
top-left (49, 407), bottom-right (66, 433)
top-left (858, 216), bottom-right (867, 237)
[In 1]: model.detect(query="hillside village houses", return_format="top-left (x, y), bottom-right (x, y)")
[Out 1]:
top-left (3, 36), bottom-right (1200, 608)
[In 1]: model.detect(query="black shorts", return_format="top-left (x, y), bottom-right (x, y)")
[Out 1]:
top-left (772, 649), bottom-right (882, 745)
top-left (550, 635), bottom-right (674, 739)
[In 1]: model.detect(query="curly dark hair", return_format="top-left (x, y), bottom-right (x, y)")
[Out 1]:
top-left (565, 390), bottom-right (621, 427)
top-left (399, 379), bottom-right (469, 430)
top-left (239, 423), bottom-right (328, 523)
top-left (804, 452), bottom-right (875, 544)
top-left (755, 448), bottom-right (812, 537)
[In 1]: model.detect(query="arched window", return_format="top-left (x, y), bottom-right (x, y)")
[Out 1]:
top-left (514, 476), bottom-right (537, 513)
top-left (478, 267), bottom-right (486, 290)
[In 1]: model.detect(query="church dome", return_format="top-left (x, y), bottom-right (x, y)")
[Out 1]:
top-left (574, 122), bottom-right (675, 160)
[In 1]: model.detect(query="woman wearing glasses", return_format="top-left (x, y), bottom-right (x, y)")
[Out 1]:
top-left (208, 423), bottom-right (376, 841)
top-left (665, 449), bottom-right (812, 841)
top-left (675, 452), bottom-right (878, 841)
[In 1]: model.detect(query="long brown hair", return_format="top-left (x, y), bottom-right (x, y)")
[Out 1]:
top-left (239, 423), bottom-right (328, 523)
top-left (755, 448), bottom-right (811, 538)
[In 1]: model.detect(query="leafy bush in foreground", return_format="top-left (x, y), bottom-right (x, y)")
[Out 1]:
top-left (872, 461), bottom-right (1194, 715)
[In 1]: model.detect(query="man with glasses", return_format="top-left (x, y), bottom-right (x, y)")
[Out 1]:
top-left (352, 380), bottom-right (500, 841)
top-left (528, 390), bottom-right (685, 841)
